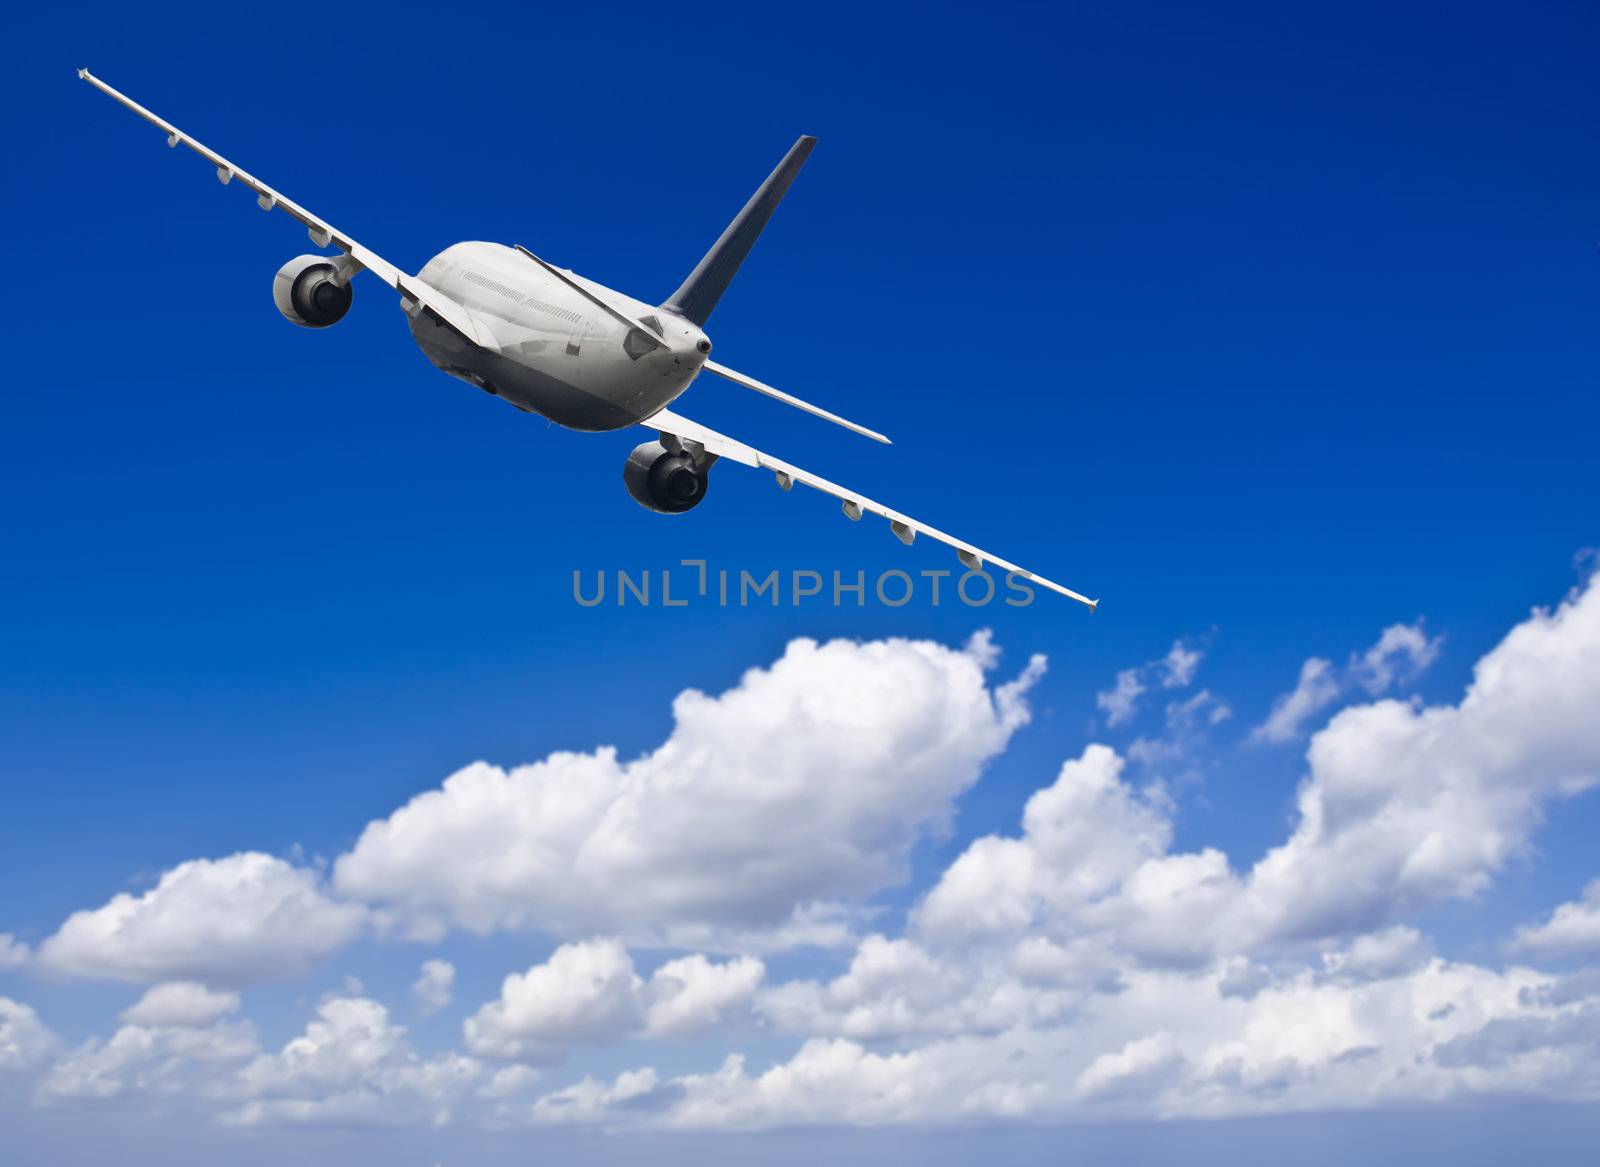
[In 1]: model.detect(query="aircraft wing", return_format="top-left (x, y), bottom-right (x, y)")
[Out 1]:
top-left (642, 408), bottom-right (1097, 609)
top-left (77, 69), bottom-right (482, 341)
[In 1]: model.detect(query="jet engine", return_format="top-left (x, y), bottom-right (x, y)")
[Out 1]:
top-left (624, 440), bottom-right (709, 514)
top-left (272, 255), bottom-right (353, 328)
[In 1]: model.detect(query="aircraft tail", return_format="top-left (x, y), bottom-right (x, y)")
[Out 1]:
top-left (662, 135), bottom-right (816, 325)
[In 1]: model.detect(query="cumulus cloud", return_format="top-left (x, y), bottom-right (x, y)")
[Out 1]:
top-left (912, 743), bottom-right (1230, 967)
top-left (1247, 586), bottom-right (1598, 941)
top-left (225, 996), bottom-right (480, 1127)
top-left (121, 982), bottom-right (242, 1028)
top-left (412, 960), bottom-right (455, 1015)
top-left (643, 953), bottom-right (767, 1038)
top-left (335, 634), bottom-right (1043, 949)
top-left (41, 982), bottom-right (253, 1102)
top-left (40, 1014), bottom-right (257, 1102)
top-left (537, 957), bottom-right (1596, 1130)
top-left (37, 853), bottom-right (367, 986)
top-left (1512, 881), bottom-right (1600, 957)
top-left (1253, 621), bottom-right (1442, 743)
top-left (478, 1063), bottom-right (541, 1100)
top-left (0, 934), bottom-right (30, 970)
top-left (464, 939), bottom-right (762, 1061)
top-left (1321, 927), bottom-right (1433, 982)
top-left (1095, 638), bottom-right (1206, 728)
top-left (922, 575), bottom-right (1600, 965)
top-left (15, 578), bottom-right (1600, 1136)
top-left (1076, 1033), bottom-right (1185, 1102)
top-left (531, 1067), bottom-right (670, 1125)
top-left (0, 998), bottom-right (57, 1071)
top-left (760, 933), bottom-right (1082, 1042)
top-left (30, 990), bottom-right (478, 1127)
top-left (464, 940), bottom-right (643, 1061)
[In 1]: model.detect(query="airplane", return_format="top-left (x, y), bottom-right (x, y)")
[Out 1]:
top-left (77, 69), bottom-right (1097, 610)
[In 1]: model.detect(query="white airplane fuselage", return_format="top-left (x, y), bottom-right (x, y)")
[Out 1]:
top-left (76, 67), bottom-right (1099, 608)
top-left (408, 241), bottom-right (712, 431)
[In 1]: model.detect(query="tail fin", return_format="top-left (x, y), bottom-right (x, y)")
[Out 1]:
top-left (662, 135), bottom-right (816, 325)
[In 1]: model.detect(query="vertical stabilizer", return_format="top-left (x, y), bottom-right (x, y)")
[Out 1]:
top-left (663, 135), bottom-right (816, 325)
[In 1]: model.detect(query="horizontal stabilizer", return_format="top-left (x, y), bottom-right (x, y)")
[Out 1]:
top-left (702, 359), bottom-right (890, 444)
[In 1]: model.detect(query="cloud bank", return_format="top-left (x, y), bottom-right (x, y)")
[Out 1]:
top-left (3, 576), bottom-right (1600, 1137)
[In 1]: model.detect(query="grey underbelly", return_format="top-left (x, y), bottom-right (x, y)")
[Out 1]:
top-left (408, 317), bottom-right (642, 432)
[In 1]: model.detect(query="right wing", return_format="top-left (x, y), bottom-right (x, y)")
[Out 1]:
top-left (77, 69), bottom-right (483, 342)
top-left (701, 359), bottom-right (891, 445)
top-left (644, 408), bottom-right (1097, 610)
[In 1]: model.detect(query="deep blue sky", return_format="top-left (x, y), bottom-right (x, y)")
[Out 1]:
top-left (3, 0), bottom-right (1599, 1160)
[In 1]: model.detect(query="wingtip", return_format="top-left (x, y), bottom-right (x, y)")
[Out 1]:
top-left (77, 67), bottom-right (89, 79)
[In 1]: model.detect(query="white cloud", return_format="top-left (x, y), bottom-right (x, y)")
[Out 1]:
top-left (121, 982), bottom-right (241, 1028)
top-left (32, 991), bottom-right (479, 1127)
top-left (530, 1067), bottom-right (668, 1125)
top-left (760, 933), bottom-right (1081, 1042)
top-left (1352, 621), bottom-right (1443, 694)
top-left (478, 1063), bottom-right (542, 1100)
top-left (464, 939), bottom-right (763, 1060)
top-left (0, 934), bottom-right (30, 970)
top-left (508, 575), bottom-right (1590, 1130)
top-left (412, 959), bottom-right (456, 1015)
top-left (1512, 881), bottom-right (1600, 957)
top-left (1321, 926), bottom-right (1433, 981)
top-left (15, 577), bottom-right (1600, 1135)
top-left (538, 957), bottom-right (1600, 1130)
top-left (1161, 641), bottom-right (1204, 689)
top-left (643, 953), bottom-right (764, 1038)
top-left (39, 1016), bottom-right (257, 1102)
top-left (1254, 621), bottom-right (1443, 743)
top-left (913, 744), bottom-right (1211, 964)
top-left (1076, 1033), bottom-right (1185, 1101)
top-left (1097, 639), bottom-right (1207, 729)
top-left (225, 996), bottom-right (480, 1128)
top-left (41, 982), bottom-right (253, 1102)
top-left (1252, 657), bottom-right (1340, 744)
top-left (464, 940), bottom-right (643, 1061)
top-left (37, 853), bottom-right (366, 986)
top-left (1096, 668), bottom-right (1146, 726)
top-left (0, 998), bottom-right (56, 1071)
top-left (928, 574), bottom-right (1600, 960)
top-left (335, 634), bottom-right (1042, 949)
top-left (1247, 580), bottom-right (1600, 942)
top-left (1126, 689), bottom-right (1232, 776)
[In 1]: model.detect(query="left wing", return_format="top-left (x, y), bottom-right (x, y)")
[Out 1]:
top-left (77, 69), bottom-right (482, 341)
top-left (643, 408), bottom-right (1098, 609)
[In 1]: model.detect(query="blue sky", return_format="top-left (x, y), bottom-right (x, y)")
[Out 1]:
top-left (3, 0), bottom-right (1600, 1161)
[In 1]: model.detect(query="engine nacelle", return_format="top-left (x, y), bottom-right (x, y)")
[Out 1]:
top-left (624, 441), bottom-right (709, 514)
top-left (273, 255), bottom-right (353, 328)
